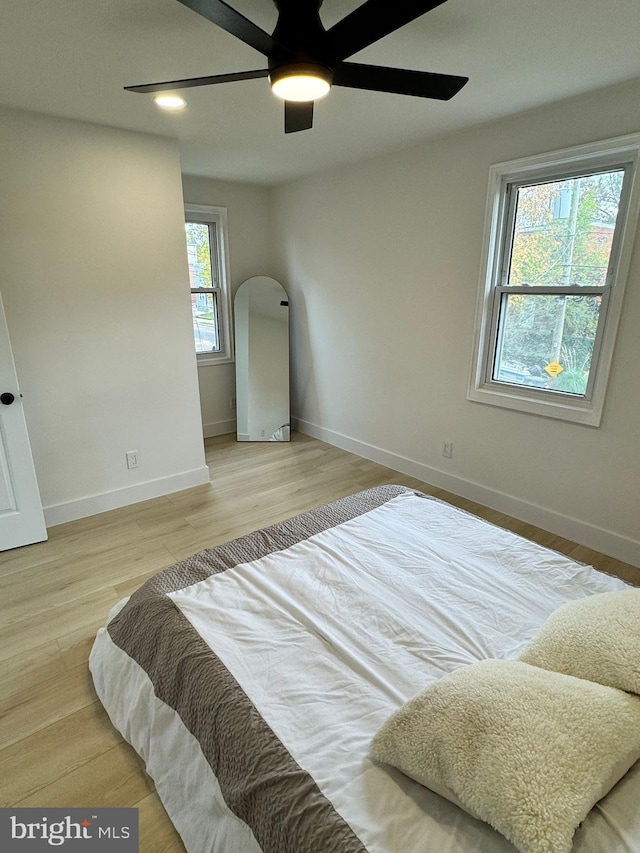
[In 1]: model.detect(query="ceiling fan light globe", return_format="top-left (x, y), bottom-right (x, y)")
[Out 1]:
top-left (270, 64), bottom-right (332, 102)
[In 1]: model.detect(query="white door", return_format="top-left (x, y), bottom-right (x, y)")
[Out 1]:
top-left (0, 294), bottom-right (47, 551)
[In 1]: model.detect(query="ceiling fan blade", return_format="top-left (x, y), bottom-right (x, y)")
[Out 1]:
top-left (333, 62), bottom-right (468, 100)
top-left (176, 0), bottom-right (285, 58)
top-left (325, 0), bottom-right (448, 60)
top-left (284, 101), bottom-right (314, 134)
top-left (125, 69), bottom-right (269, 94)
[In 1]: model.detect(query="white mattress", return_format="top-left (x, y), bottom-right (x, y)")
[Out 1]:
top-left (90, 489), bottom-right (640, 853)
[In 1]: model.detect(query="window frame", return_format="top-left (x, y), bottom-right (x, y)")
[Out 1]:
top-left (468, 134), bottom-right (640, 426)
top-left (184, 203), bottom-right (234, 366)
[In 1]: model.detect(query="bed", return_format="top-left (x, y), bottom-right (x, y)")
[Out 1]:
top-left (89, 485), bottom-right (640, 853)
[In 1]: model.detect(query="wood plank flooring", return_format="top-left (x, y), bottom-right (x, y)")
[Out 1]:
top-left (1, 432), bottom-right (638, 851)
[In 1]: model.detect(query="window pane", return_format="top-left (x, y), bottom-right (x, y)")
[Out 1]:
top-left (185, 222), bottom-right (213, 289)
top-left (508, 170), bottom-right (624, 287)
top-left (191, 291), bottom-right (220, 353)
top-left (493, 293), bottom-right (603, 396)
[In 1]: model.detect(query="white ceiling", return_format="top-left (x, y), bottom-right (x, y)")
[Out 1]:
top-left (2, 0), bottom-right (639, 185)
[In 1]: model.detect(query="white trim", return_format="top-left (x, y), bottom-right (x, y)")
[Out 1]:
top-left (184, 203), bottom-right (235, 366)
top-left (292, 417), bottom-right (640, 568)
top-left (203, 418), bottom-right (236, 439)
top-left (44, 466), bottom-right (211, 527)
top-left (468, 132), bottom-right (640, 427)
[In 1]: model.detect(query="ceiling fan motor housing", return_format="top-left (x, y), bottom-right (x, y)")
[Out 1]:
top-left (270, 0), bottom-right (331, 63)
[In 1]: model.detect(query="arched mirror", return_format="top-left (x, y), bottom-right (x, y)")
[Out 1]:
top-left (234, 276), bottom-right (290, 442)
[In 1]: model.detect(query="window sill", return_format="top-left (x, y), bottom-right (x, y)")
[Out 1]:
top-left (197, 354), bottom-right (235, 368)
top-left (467, 382), bottom-right (602, 427)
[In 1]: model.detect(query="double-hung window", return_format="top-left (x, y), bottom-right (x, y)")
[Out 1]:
top-left (184, 204), bottom-right (233, 365)
top-left (469, 135), bottom-right (640, 426)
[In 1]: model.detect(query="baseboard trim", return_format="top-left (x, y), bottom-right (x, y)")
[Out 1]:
top-left (44, 466), bottom-right (211, 527)
top-left (293, 417), bottom-right (640, 568)
top-left (203, 418), bottom-right (236, 438)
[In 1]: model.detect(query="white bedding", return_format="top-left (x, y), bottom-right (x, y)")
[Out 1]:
top-left (90, 490), bottom-right (640, 852)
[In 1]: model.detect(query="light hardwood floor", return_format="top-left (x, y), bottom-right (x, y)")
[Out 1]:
top-left (1, 432), bottom-right (638, 851)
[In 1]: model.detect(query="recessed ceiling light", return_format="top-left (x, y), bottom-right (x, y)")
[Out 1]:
top-left (153, 94), bottom-right (187, 111)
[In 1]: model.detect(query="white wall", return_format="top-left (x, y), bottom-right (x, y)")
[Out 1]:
top-left (271, 78), bottom-right (640, 566)
top-left (181, 175), bottom-right (275, 437)
top-left (0, 108), bottom-right (208, 525)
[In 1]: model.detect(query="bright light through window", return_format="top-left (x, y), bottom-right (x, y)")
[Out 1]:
top-left (492, 170), bottom-right (623, 398)
top-left (185, 221), bottom-right (220, 355)
top-left (469, 135), bottom-right (640, 426)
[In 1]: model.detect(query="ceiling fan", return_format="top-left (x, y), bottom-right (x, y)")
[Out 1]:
top-left (125, 0), bottom-right (468, 133)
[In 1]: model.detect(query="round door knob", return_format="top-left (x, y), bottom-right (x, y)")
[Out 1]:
top-left (1, 392), bottom-right (15, 405)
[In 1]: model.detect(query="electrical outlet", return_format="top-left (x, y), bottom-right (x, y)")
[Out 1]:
top-left (442, 442), bottom-right (453, 459)
top-left (126, 450), bottom-right (140, 469)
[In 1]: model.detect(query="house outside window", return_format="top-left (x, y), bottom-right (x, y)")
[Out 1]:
top-left (468, 135), bottom-right (640, 426)
top-left (184, 204), bottom-right (233, 365)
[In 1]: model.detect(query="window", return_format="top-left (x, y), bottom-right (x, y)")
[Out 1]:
top-left (184, 204), bottom-right (233, 365)
top-left (469, 135), bottom-right (640, 426)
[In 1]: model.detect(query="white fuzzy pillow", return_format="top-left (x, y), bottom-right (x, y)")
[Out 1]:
top-left (371, 659), bottom-right (640, 853)
top-left (519, 588), bottom-right (640, 693)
